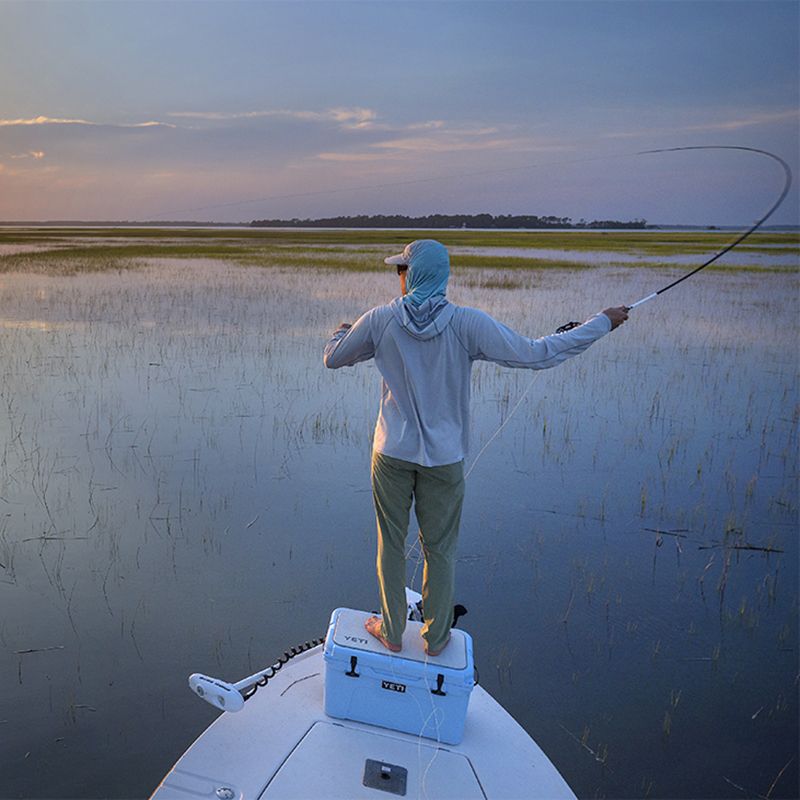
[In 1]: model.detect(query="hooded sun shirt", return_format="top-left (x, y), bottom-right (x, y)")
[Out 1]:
top-left (324, 243), bottom-right (612, 467)
top-left (401, 239), bottom-right (451, 307)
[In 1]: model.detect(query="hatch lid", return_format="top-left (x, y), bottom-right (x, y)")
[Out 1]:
top-left (260, 721), bottom-right (485, 799)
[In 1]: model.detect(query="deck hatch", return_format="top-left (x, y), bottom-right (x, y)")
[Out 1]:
top-left (259, 721), bottom-right (485, 798)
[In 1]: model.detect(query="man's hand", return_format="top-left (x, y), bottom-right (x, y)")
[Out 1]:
top-left (602, 306), bottom-right (629, 330)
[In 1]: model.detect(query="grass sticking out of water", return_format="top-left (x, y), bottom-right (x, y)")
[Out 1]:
top-left (1, 226), bottom-right (797, 252)
top-left (1, 250), bottom-right (795, 276)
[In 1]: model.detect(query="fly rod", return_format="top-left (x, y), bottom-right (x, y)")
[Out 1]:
top-left (625, 146), bottom-right (793, 311)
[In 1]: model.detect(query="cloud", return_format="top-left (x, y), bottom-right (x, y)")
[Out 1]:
top-left (167, 106), bottom-right (377, 129)
top-left (369, 135), bottom-right (513, 153)
top-left (317, 151), bottom-right (387, 162)
top-left (327, 107), bottom-right (377, 129)
top-left (0, 115), bottom-right (95, 126)
top-left (683, 109), bottom-right (799, 132)
top-left (605, 108), bottom-right (799, 139)
top-left (144, 170), bottom-right (179, 180)
top-left (0, 115), bottom-right (175, 128)
top-left (0, 162), bottom-right (60, 178)
top-left (10, 150), bottom-right (45, 160)
top-left (164, 107), bottom-right (525, 158)
top-left (316, 120), bottom-right (570, 161)
top-left (406, 120), bottom-right (447, 131)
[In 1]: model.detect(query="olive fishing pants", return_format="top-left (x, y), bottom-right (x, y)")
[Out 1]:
top-left (371, 451), bottom-right (465, 652)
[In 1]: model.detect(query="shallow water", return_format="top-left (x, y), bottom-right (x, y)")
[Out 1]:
top-left (0, 259), bottom-right (797, 799)
top-left (452, 245), bottom-right (799, 268)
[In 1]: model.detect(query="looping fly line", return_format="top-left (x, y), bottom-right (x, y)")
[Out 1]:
top-left (466, 144), bottom-right (792, 481)
top-left (625, 146), bottom-right (792, 310)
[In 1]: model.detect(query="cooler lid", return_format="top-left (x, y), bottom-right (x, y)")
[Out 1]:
top-left (260, 721), bottom-right (486, 799)
top-left (331, 608), bottom-right (469, 670)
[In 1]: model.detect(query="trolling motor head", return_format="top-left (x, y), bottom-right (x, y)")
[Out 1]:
top-left (405, 586), bottom-right (468, 628)
top-left (405, 586), bottom-right (424, 621)
top-left (188, 673), bottom-right (245, 712)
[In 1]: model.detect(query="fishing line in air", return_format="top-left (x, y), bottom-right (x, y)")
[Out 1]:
top-left (465, 145), bottom-right (792, 477)
top-left (625, 147), bottom-right (793, 309)
top-left (408, 144), bottom-right (792, 795)
top-left (406, 145), bottom-right (792, 585)
top-left (407, 144), bottom-right (793, 569)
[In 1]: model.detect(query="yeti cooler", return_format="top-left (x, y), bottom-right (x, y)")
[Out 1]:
top-left (323, 607), bottom-right (475, 745)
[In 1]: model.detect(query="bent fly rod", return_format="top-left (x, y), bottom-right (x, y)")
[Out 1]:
top-left (554, 145), bottom-right (793, 333)
top-left (472, 145), bottom-right (793, 478)
top-left (626, 146), bottom-right (793, 310)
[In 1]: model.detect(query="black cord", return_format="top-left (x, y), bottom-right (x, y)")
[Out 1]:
top-left (240, 636), bottom-right (326, 701)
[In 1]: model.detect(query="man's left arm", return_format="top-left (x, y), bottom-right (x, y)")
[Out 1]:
top-left (323, 311), bottom-right (376, 368)
top-left (463, 308), bottom-right (618, 370)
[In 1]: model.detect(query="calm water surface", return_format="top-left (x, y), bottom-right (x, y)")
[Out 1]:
top-left (0, 259), bottom-right (797, 799)
top-left (452, 245), bottom-right (799, 268)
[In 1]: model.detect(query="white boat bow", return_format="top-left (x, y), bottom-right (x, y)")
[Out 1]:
top-left (152, 601), bottom-right (576, 800)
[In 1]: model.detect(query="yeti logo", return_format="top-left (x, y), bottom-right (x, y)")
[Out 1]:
top-left (381, 680), bottom-right (406, 693)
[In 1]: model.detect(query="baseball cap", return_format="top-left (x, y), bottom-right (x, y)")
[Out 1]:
top-left (384, 240), bottom-right (449, 268)
top-left (384, 243), bottom-right (413, 267)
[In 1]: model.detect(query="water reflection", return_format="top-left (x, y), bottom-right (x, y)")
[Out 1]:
top-left (0, 261), bottom-right (797, 799)
top-left (453, 245), bottom-right (799, 268)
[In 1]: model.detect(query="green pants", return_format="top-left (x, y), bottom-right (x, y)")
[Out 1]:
top-left (371, 451), bottom-right (465, 652)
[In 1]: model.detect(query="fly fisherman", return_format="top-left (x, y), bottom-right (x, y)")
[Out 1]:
top-left (324, 240), bottom-right (628, 656)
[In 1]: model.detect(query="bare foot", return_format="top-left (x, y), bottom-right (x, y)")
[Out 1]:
top-left (424, 634), bottom-right (451, 657)
top-left (364, 616), bottom-right (401, 652)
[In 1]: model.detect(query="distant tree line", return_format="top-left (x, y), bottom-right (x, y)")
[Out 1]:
top-left (250, 214), bottom-right (648, 229)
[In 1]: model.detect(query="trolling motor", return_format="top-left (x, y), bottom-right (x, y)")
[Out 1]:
top-left (188, 673), bottom-right (249, 712)
top-left (189, 635), bottom-right (328, 712)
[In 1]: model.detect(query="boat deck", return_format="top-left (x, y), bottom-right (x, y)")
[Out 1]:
top-left (151, 646), bottom-right (576, 799)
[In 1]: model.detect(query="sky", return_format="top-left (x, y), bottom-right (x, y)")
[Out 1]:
top-left (0, 0), bottom-right (798, 225)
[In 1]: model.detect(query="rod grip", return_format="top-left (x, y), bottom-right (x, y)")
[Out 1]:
top-left (627, 292), bottom-right (657, 310)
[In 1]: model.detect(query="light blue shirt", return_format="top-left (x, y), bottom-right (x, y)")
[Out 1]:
top-left (324, 297), bottom-right (612, 467)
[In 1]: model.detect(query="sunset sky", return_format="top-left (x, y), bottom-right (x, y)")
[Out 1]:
top-left (1, 0), bottom-right (798, 224)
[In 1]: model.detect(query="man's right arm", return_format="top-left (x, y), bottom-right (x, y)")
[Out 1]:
top-left (323, 310), bottom-right (376, 368)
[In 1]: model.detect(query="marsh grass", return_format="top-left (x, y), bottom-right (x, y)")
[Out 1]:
top-left (0, 227), bottom-right (796, 274)
top-left (0, 225), bottom-right (796, 255)
top-left (0, 232), bottom-right (797, 800)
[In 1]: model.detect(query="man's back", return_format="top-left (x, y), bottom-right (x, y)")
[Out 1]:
top-left (325, 296), bottom-right (611, 467)
top-left (323, 238), bottom-right (627, 658)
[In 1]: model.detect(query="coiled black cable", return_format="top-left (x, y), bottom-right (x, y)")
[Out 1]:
top-left (240, 636), bottom-right (326, 702)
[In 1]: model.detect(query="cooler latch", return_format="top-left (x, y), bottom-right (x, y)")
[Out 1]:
top-left (431, 673), bottom-right (446, 696)
top-left (345, 655), bottom-right (359, 677)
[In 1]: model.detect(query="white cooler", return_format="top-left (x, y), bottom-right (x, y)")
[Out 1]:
top-left (323, 607), bottom-right (475, 745)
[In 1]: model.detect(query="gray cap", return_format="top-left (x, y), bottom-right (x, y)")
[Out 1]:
top-left (384, 243), bottom-right (413, 266)
top-left (384, 240), bottom-right (449, 269)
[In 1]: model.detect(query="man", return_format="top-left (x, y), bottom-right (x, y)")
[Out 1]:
top-left (324, 239), bottom-right (627, 656)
